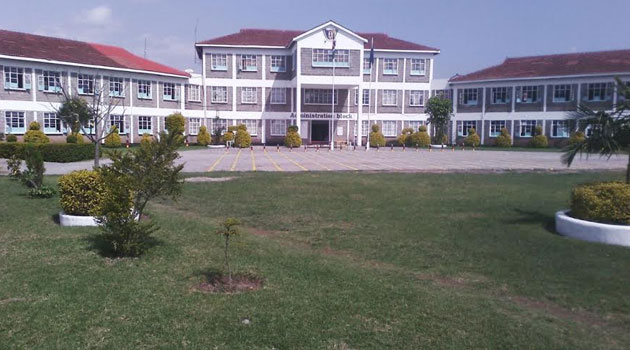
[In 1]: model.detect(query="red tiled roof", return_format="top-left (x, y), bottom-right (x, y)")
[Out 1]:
top-left (450, 49), bottom-right (630, 82)
top-left (0, 29), bottom-right (189, 77)
top-left (197, 28), bottom-right (439, 52)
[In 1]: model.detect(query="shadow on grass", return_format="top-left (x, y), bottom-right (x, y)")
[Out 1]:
top-left (506, 208), bottom-right (557, 235)
top-left (83, 233), bottom-right (163, 258)
top-left (51, 213), bottom-right (60, 225)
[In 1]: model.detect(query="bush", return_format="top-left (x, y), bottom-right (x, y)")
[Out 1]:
top-left (222, 131), bottom-right (234, 143)
top-left (58, 170), bottom-right (107, 216)
top-left (410, 128), bottom-right (431, 147)
top-left (397, 127), bottom-right (414, 146)
top-left (140, 133), bottom-right (153, 147)
top-left (284, 125), bottom-right (302, 147)
top-left (197, 125), bottom-right (211, 146)
top-left (464, 128), bottom-right (480, 147)
top-left (66, 134), bottom-right (78, 144)
top-left (0, 132), bottom-right (4, 141)
top-left (23, 122), bottom-right (50, 144)
top-left (104, 126), bottom-right (122, 148)
top-left (0, 143), bottom-right (97, 162)
top-left (28, 186), bottom-right (56, 199)
top-left (528, 126), bottom-right (548, 148)
top-left (6, 154), bottom-right (21, 178)
top-left (20, 146), bottom-right (45, 189)
top-left (571, 182), bottom-right (630, 225)
top-left (568, 131), bottom-right (586, 146)
top-left (369, 124), bottom-right (386, 147)
top-left (495, 128), bottom-right (512, 148)
top-left (234, 125), bottom-right (252, 148)
top-left (6, 134), bottom-right (17, 142)
top-left (165, 113), bottom-right (185, 136)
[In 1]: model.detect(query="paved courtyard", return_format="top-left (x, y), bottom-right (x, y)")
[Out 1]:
top-left (3, 146), bottom-right (625, 175)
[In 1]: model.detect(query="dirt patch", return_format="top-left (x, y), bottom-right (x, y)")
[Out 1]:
top-left (185, 177), bottom-right (236, 183)
top-left (195, 273), bottom-right (263, 294)
top-left (509, 295), bottom-right (607, 328)
top-left (416, 274), bottom-right (471, 288)
top-left (247, 227), bottom-right (286, 237)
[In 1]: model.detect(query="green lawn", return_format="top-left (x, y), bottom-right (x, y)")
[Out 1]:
top-left (1, 172), bottom-right (629, 349)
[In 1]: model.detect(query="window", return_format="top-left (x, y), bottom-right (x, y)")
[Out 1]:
top-left (382, 121), bottom-right (397, 137)
top-left (211, 86), bottom-right (228, 103)
top-left (189, 118), bottom-right (201, 135)
top-left (551, 120), bottom-right (570, 138)
top-left (43, 113), bottom-right (63, 134)
top-left (4, 67), bottom-right (30, 90)
top-left (109, 115), bottom-right (125, 133)
top-left (490, 120), bottom-right (506, 137)
top-left (188, 85), bottom-right (201, 102)
top-left (240, 55), bottom-right (257, 71)
top-left (362, 89), bottom-right (370, 106)
top-left (270, 120), bottom-right (286, 136)
top-left (354, 120), bottom-right (369, 136)
top-left (409, 90), bottom-right (425, 106)
top-left (410, 59), bottom-right (426, 76)
top-left (77, 74), bottom-right (94, 95)
top-left (137, 80), bottom-right (152, 99)
top-left (553, 84), bottom-right (572, 102)
top-left (39, 71), bottom-right (61, 93)
top-left (519, 120), bottom-right (536, 137)
top-left (363, 58), bottom-right (371, 74)
top-left (213, 119), bottom-right (228, 135)
top-left (518, 86), bottom-right (539, 103)
top-left (270, 88), bottom-right (286, 104)
top-left (4, 111), bottom-right (25, 134)
top-left (270, 56), bottom-right (286, 72)
top-left (304, 89), bottom-right (338, 105)
top-left (383, 58), bottom-right (398, 75)
top-left (459, 88), bottom-right (478, 105)
top-left (211, 54), bottom-right (228, 71)
top-left (312, 49), bottom-right (349, 67)
top-left (242, 120), bottom-right (258, 135)
top-left (382, 90), bottom-right (398, 106)
top-left (491, 87), bottom-right (509, 104)
top-left (163, 82), bottom-right (178, 101)
top-left (587, 83), bottom-right (610, 101)
top-left (241, 87), bottom-right (257, 104)
top-left (354, 90), bottom-right (359, 105)
top-left (408, 120), bottom-right (423, 132)
top-left (109, 77), bottom-right (124, 97)
top-left (138, 116), bottom-right (152, 134)
top-left (458, 121), bottom-right (477, 136)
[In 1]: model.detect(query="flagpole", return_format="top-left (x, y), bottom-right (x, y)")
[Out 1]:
top-left (367, 37), bottom-right (374, 150)
top-left (331, 45), bottom-right (335, 150)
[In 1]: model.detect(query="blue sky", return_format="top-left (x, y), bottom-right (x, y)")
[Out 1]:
top-left (4, 0), bottom-right (628, 78)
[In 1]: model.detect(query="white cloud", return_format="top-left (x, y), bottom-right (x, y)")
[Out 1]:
top-left (79, 6), bottom-right (112, 26)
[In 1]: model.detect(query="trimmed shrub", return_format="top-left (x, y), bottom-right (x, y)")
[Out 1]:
top-left (234, 125), bottom-right (252, 148)
top-left (571, 182), bottom-right (630, 225)
top-left (6, 134), bottom-right (17, 142)
top-left (104, 126), bottom-right (122, 148)
top-left (59, 170), bottom-right (107, 216)
top-left (528, 126), bottom-right (548, 148)
top-left (284, 125), bottom-right (302, 147)
top-left (165, 113), bottom-right (185, 136)
top-left (410, 128), bottom-right (431, 147)
top-left (66, 134), bottom-right (78, 144)
top-left (568, 131), bottom-right (586, 146)
top-left (222, 131), bottom-right (235, 143)
top-left (495, 128), bottom-right (512, 148)
top-left (23, 122), bottom-right (50, 144)
top-left (369, 124), bottom-right (386, 147)
top-left (197, 125), bottom-right (211, 146)
top-left (0, 143), bottom-right (97, 162)
top-left (140, 133), bottom-right (153, 147)
top-left (464, 128), bottom-right (480, 147)
top-left (397, 127), bottom-right (414, 146)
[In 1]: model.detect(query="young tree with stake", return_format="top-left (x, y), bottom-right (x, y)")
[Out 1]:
top-left (215, 218), bottom-right (241, 283)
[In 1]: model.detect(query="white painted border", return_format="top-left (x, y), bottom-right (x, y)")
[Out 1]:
top-left (555, 210), bottom-right (630, 248)
top-left (59, 211), bottom-right (99, 227)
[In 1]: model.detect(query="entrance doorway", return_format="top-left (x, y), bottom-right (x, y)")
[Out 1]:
top-left (311, 121), bottom-right (329, 143)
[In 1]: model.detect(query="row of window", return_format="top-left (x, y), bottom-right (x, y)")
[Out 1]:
top-left (210, 54), bottom-right (290, 73)
top-left (458, 83), bottom-right (616, 106)
top-left (457, 120), bottom-right (572, 138)
top-left (367, 58), bottom-right (427, 76)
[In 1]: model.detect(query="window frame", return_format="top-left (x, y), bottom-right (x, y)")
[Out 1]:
top-left (211, 86), bottom-right (228, 103)
top-left (552, 84), bottom-right (572, 103)
top-left (108, 115), bottom-right (125, 134)
top-left (138, 116), bottom-right (153, 135)
top-left (551, 120), bottom-right (570, 138)
top-left (304, 89), bottom-right (338, 105)
top-left (410, 58), bottom-right (426, 76)
top-left (489, 120), bottom-right (506, 137)
top-left (270, 55), bottom-right (286, 73)
top-left (408, 120), bottom-right (423, 132)
top-left (518, 86), bottom-right (540, 104)
top-left (211, 54), bottom-right (228, 71)
top-left (109, 77), bottom-right (125, 98)
top-left (311, 49), bottom-right (349, 68)
top-left (137, 80), bottom-right (152, 100)
top-left (188, 85), bottom-right (201, 102)
top-left (77, 74), bottom-right (95, 95)
top-left (4, 67), bottom-right (29, 90)
top-left (270, 88), bottom-right (286, 105)
top-left (240, 55), bottom-right (258, 72)
top-left (409, 90), bottom-right (425, 107)
top-left (519, 120), bottom-right (536, 138)
top-left (43, 112), bottom-right (64, 134)
top-left (39, 71), bottom-right (61, 93)
top-left (188, 117), bottom-right (201, 135)
top-left (459, 88), bottom-right (478, 106)
top-left (362, 89), bottom-right (370, 106)
top-left (363, 58), bottom-right (371, 74)
top-left (4, 111), bottom-right (26, 134)
top-left (457, 120), bottom-right (477, 137)
top-left (270, 120), bottom-right (287, 136)
top-left (382, 90), bottom-right (398, 106)
top-left (382, 58), bottom-right (398, 75)
top-left (162, 82), bottom-right (178, 101)
top-left (382, 121), bottom-right (397, 137)
top-left (242, 120), bottom-right (258, 136)
top-left (491, 87), bottom-right (509, 104)
top-left (586, 83), bottom-right (611, 102)
top-left (241, 87), bottom-right (257, 104)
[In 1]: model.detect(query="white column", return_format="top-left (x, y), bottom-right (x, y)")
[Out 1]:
top-left (510, 120), bottom-right (515, 145)
top-left (180, 83), bottom-right (185, 111)
top-left (511, 86), bottom-right (516, 112)
top-left (543, 84), bottom-right (548, 112)
top-left (262, 55), bottom-right (266, 81)
top-left (481, 87), bottom-right (486, 145)
top-left (296, 84), bottom-right (302, 138)
top-left (357, 85), bottom-right (363, 146)
top-left (130, 78), bottom-right (134, 144)
top-left (451, 120), bottom-right (456, 144)
top-left (202, 50), bottom-right (207, 119)
top-left (262, 119), bottom-right (266, 144)
top-left (31, 69), bottom-right (36, 102)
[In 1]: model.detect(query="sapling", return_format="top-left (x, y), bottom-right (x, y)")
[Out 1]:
top-left (215, 218), bottom-right (241, 283)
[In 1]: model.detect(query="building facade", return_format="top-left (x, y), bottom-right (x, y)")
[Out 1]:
top-left (447, 50), bottom-right (630, 147)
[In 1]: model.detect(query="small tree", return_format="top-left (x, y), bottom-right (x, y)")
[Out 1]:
top-left (215, 218), bottom-right (241, 283)
top-left (234, 124), bottom-right (252, 148)
top-left (104, 125), bottom-right (122, 148)
top-left (197, 125), bottom-right (211, 146)
top-left (397, 127), bottom-right (414, 146)
top-left (284, 125), bottom-right (302, 147)
top-left (369, 124), bottom-right (386, 147)
top-left (464, 128), bottom-right (481, 147)
top-left (165, 113), bottom-right (185, 147)
top-left (24, 122), bottom-right (50, 144)
top-left (528, 125), bottom-right (548, 148)
top-left (564, 78), bottom-right (630, 183)
top-left (495, 128), bottom-right (512, 148)
top-left (212, 117), bottom-right (225, 145)
top-left (410, 125), bottom-right (431, 147)
top-left (426, 96), bottom-right (453, 145)
top-left (10, 146), bottom-right (55, 198)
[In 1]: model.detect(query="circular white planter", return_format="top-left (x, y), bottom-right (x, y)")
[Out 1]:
top-left (207, 145), bottom-right (226, 149)
top-left (430, 144), bottom-right (448, 149)
top-left (555, 210), bottom-right (630, 247)
top-left (59, 211), bottom-right (99, 227)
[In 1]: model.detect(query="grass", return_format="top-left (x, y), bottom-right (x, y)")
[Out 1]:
top-left (1, 171), bottom-right (630, 349)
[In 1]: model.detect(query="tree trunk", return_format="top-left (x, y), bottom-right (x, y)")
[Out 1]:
top-left (626, 152), bottom-right (630, 184)
top-left (94, 119), bottom-right (100, 168)
top-left (224, 236), bottom-right (231, 283)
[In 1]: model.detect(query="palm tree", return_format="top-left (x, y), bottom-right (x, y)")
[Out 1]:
top-left (563, 78), bottom-right (630, 183)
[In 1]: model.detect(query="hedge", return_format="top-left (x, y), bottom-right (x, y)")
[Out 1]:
top-left (0, 142), bottom-right (98, 162)
top-left (571, 182), bottom-right (630, 225)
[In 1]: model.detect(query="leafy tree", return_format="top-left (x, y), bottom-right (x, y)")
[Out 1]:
top-left (23, 122), bottom-right (50, 144)
top-left (410, 125), bottom-right (431, 147)
top-left (165, 113), bottom-right (185, 146)
top-left (234, 124), bottom-right (252, 148)
top-left (397, 127), bottom-right (414, 146)
top-left (564, 78), bottom-right (630, 183)
top-left (215, 218), bottom-right (241, 283)
top-left (464, 128), bottom-right (481, 147)
top-left (197, 125), bottom-right (211, 146)
top-left (528, 125), bottom-right (548, 148)
top-left (284, 125), bottom-right (302, 147)
top-left (369, 124), bottom-right (386, 147)
top-left (426, 96), bottom-right (453, 145)
top-left (104, 125), bottom-right (122, 148)
top-left (212, 116), bottom-right (225, 145)
top-left (495, 128), bottom-right (512, 148)
top-left (9, 146), bottom-right (55, 198)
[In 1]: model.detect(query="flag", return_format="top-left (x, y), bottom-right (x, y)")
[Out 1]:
top-left (369, 37), bottom-right (375, 68)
